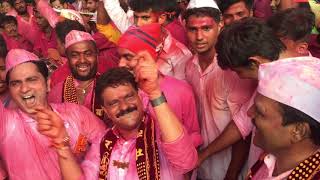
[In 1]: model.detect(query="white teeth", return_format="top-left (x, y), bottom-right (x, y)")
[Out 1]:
top-left (23, 95), bottom-right (33, 99)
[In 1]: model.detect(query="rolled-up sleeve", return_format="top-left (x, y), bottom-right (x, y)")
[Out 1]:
top-left (161, 128), bottom-right (198, 174)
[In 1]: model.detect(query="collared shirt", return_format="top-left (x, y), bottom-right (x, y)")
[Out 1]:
top-left (0, 102), bottom-right (106, 180)
top-left (186, 55), bottom-right (256, 179)
top-left (81, 122), bottom-right (198, 180)
top-left (252, 154), bottom-right (293, 180)
top-left (157, 31), bottom-right (193, 80)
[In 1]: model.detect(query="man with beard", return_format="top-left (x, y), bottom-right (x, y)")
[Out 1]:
top-left (0, 15), bottom-right (33, 51)
top-left (247, 57), bottom-right (320, 179)
top-left (48, 30), bottom-right (107, 120)
top-left (0, 48), bottom-right (106, 179)
top-left (8, 0), bottom-right (40, 43)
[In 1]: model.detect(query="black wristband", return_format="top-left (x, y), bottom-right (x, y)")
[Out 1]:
top-left (150, 92), bottom-right (167, 107)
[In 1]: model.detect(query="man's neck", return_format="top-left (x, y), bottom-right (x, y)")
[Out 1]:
top-left (273, 140), bottom-right (319, 176)
top-left (19, 12), bottom-right (30, 21)
top-left (198, 48), bottom-right (216, 72)
top-left (117, 125), bottom-right (140, 141)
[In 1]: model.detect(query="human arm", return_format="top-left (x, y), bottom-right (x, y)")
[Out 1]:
top-left (224, 135), bottom-right (251, 180)
top-left (96, 1), bottom-right (111, 25)
top-left (103, 0), bottom-right (131, 33)
top-left (35, 107), bottom-right (82, 180)
top-left (134, 51), bottom-right (198, 170)
top-left (35, 0), bottom-right (60, 28)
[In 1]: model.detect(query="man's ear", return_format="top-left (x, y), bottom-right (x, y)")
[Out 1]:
top-left (290, 122), bottom-right (310, 144)
top-left (295, 42), bottom-right (309, 55)
top-left (248, 56), bottom-right (268, 69)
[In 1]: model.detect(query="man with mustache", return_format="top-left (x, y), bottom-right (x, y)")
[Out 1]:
top-left (0, 48), bottom-right (106, 179)
top-left (40, 54), bottom-right (198, 179)
top-left (0, 15), bottom-right (33, 52)
top-left (48, 30), bottom-right (112, 120)
top-left (247, 57), bottom-right (320, 179)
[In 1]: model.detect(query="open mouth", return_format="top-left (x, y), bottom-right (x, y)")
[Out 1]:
top-left (22, 95), bottom-right (36, 106)
top-left (77, 64), bottom-right (90, 72)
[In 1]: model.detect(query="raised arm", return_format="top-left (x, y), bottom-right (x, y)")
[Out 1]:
top-left (103, 0), bottom-right (132, 33)
top-left (133, 51), bottom-right (198, 171)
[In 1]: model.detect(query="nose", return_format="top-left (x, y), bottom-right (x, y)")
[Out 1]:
top-left (20, 82), bottom-right (30, 93)
top-left (196, 30), bottom-right (203, 41)
top-left (119, 99), bottom-right (129, 111)
top-left (118, 58), bottom-right (128, 68)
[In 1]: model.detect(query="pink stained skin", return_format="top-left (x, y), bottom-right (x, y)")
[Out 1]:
top-left (186, 16), bottom-right (221, 56)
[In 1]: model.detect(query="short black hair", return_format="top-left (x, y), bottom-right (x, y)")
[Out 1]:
top-left (279, 102), bottom-right (320, 146)
top-left (96, 67), bottom-right (138, 104)
top-left (267, 8), bottom-right (315, 42)
top-left (6, 60), bottom-right (49, 83)
top-left (218, 0), bottom-right (253, 14)
top-left (0, 35), bottom-right (8, 58)
top-left (55, 19), bottom-right (86, 44)
top-left (0, 15), bottom-right (17, 28)
top-left (184, 7), bottom-right (221, 23)
top-left (216, 18), bottom-right (285, 70)
top-left (49, 0), bottom-right (65, 4)
top-left (129, 0), bottom-right (178, 14)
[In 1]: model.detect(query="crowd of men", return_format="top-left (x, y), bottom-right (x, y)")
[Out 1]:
top-left (0, 0), bottom-right (320, 179)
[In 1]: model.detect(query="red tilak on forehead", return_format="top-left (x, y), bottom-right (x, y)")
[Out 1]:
top-left (187, 16), bottom-right (217, 27)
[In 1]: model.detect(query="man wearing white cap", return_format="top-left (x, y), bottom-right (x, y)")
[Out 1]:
top-left (246, 58), bottom-right (320, 179)
top-left (184, 0), bottom-right (257, 179)
top-left (0, 49), bottom-right (105, 179)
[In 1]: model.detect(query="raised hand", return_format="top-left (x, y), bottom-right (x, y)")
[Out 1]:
top-left (133, 51), bottom-right (161, 99)
top-left (34, 106), bottom-right (69, 148)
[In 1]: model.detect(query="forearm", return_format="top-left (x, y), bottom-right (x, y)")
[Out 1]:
top-left (226, 135), bottom-right (251, 179)
top-left (150, 91), bottom-right (184, 142)
top-left (57, 147), bottom-right (83, 180)
top-left (103, 0), bottom-right (131, 33)
top-left (201, 121), bottom-right (242, 160)
top-left (96, 1), bottom-right (111, 25)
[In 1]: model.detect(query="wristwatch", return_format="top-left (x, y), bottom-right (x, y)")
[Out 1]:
top-left (150, 92), bottom-right (167, 107)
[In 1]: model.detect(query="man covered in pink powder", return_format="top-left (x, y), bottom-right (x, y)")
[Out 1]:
top-left (0, 49), bottom-right (106, 179)
top-left (48, 30), bottom-right (115, 120)
top-left (246, 57), bottom-right (320, 179)
top-left (40, 53), bottom-right (198, 179)
top-left (184, 0), bottom-right (257, 179)
top-left (117, 23), bottom-right (202, 150)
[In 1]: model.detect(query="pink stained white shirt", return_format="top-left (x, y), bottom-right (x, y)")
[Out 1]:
top-left (186, 55), bottom-right (256, 179)
top-left (157, 31), bottom-right (193, 80)
top-left (139, 75), bottom-right (203, 148)
top-left (251, 154), bottom-right (292, 180)
top-left (0, 102), bottom-right (106, 180)
top-left (81, 121), bottom-right (198, 180)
